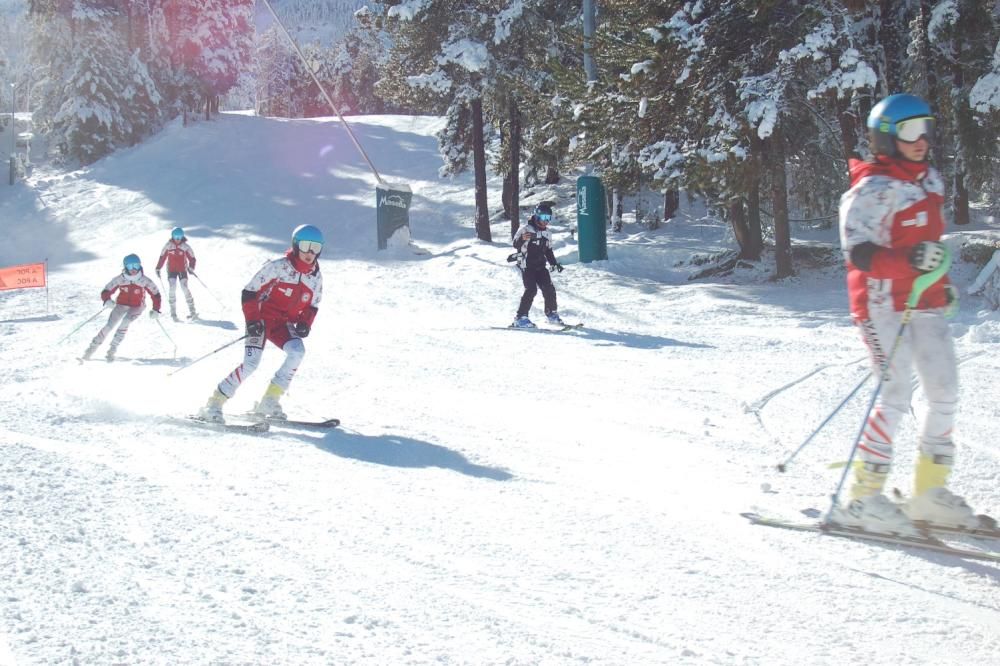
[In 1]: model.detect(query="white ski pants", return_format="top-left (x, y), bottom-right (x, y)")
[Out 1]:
top-left (90, 304), bottom-right (143, 352)
top-left (217, 337), bottom-right (305, 399)
top-left (856, 308), bottom-right (958, 468)
top-left (166, 272), bottom-right (195, 315)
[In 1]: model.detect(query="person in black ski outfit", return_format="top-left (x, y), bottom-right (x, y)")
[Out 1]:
top-left (511, 203), bottom-right (564, 328)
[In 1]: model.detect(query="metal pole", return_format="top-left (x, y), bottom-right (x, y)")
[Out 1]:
top-left (9, 82), bottom-right (15, 185)
top-left (258, 0), bottom-right (384, 185)
top-left (583, 0), bottom-right (598, 83)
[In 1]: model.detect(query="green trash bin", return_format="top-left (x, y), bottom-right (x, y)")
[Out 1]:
top-left (376, 183), bottom-right (413, 250)
top-left (576, 176), bottom-right (607, 262)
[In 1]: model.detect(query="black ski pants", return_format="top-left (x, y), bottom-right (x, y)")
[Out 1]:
top-left (517, 265), bottom-right (557, 318)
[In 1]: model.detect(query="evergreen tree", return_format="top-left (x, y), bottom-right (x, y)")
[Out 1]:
top-left (52, 1), bottom-right (132, 164)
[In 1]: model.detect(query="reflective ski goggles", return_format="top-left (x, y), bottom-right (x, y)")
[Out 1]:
top-left (536, 213), bottom-right (552, 222)
top-left (297, 240), bottom-right (323, 254)
top-left (125, 264), bottom-right (141, 273)
top-left (895, 116), bottom-right (935, 143)
top-left (171, 231), bottom-right (184, 240)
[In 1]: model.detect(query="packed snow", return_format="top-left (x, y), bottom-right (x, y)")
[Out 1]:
top-left (1, 112), bottom-right (1000, 665)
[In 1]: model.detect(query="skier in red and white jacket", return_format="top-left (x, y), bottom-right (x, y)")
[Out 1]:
top-left (836, 93), bottom-right (983, 535)
top-left (199, 224), bottom-right (324, 423)
top-left (155, 226), bottom-right (198, 321)
top-left (83, 254), bottom-right (162, 361)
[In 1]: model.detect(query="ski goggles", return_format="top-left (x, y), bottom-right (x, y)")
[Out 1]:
top-left (171, 230), bottom-right (184, 240)
top-left (536, 213), bottom-right (552, 222)
top-left (297, 240), bottom-right (323, 254)
top-left (124, 261), bottom-right (142, 272)
top-left (895, 116), bottom-right (935, 143)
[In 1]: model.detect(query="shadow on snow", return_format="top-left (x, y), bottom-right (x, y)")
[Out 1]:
top-left (289, 428), bottom-right (514, 482)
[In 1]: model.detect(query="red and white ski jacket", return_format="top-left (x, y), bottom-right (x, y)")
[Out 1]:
top-left (839, 157), bottom-right (950, 320)
top-left (241, 250), bottom-right (322, 328)
top-left (100, 272), bottom-right (162, 310)
top-left (155, 239), bottom-right (196, 273)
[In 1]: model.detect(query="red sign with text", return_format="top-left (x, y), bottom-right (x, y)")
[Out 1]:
top-left (0, 263), bottom-right (47, 291)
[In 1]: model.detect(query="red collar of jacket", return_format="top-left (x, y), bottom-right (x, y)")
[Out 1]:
top-left (848, 156), bottom-right (928, 186)
top-left (285, 249), bottom-right (318, 274)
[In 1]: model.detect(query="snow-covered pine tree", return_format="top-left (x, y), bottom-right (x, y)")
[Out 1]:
top-left (169, 0), bottom-right (253, 118)
top-left (51, 1), bottom-right (133, 164)
top-left (255, 24), bottom-right (297, 117)
top-left (382, 0), bottom-right (496, 241)
top-left (919, 0), bottom-right (1000, 226)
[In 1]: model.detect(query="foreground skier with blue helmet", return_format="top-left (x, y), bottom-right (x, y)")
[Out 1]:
top-left (836, 93), bottom-right (989, 535)
top-left (199, 225), bottom-right (324, 423)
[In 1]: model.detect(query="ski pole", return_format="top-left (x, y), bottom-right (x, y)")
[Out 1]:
top-left (153, 315), bottom-right (177, 359)
top-left (775, 371), bottom-right (871, 473)
top-left (823, 249), bottom-right (951, 523)
top-left (188, 270), bottom-right (226, 309)
top-left (57, 306), bottom-right (107, 344)
top-left (167, 334), bottom-right (247, 376)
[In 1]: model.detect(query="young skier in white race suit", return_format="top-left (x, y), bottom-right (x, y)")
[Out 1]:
top-left (836, 93), bottom-right (988, 536)
top-left (83, 254), bottom-right (162, 361)
top-left (511, 203), bottom-right (564, 328)
top-left (199, 225), bottom-right (324, 423)
top-left (155, 226), bottom-right (198, 321)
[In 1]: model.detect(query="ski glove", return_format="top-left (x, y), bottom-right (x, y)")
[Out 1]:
top-left (246, 320), bottom-right (265, 337)
top-left (103, 300), bottom-right (116, 309)
top-left (293, 321), bottom-right (310, 338)
top-left (552, 263), bottom-right (564, 273)
top-left (909, 241), bottom-right (946, 273)
top-left (149, 310), bottom-right (160, 320)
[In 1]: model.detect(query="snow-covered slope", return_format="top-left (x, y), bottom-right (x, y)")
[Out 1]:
top-left (1, 112), bottom-right (1000, 664)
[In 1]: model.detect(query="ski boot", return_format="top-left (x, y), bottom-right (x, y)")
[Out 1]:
top-left (830, 494), bottom-right (922, 538)
top-left (253, 383), bottom-right (287, 420)
top-left (82, 342), bottom-right (97, 360)
top-left (512, 315), bottom-right (536, 329)
top-left (198, 389), bottom-right (229, 423)
top-left (545, 311), bottom-right (565, 325)
top-left (903, 451), bottom-right (982, 530)
top-left (105, 346), bottom-right (117, 362)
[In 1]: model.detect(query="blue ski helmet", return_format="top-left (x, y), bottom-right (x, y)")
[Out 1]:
top-left (867, 94), bottom-right (935, 158)
top-left (533, 203), bottom-right (553, 227)
top-left (291, 224), bottom-right (324, 256)
top-left (123, 254), bottom-right (142, 273)
top-left (171, 227), bottom-right (184, 240)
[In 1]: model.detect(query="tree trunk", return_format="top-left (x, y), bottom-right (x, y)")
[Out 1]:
top-left (835, 93), bottom-right (859, 162)
top-left (729, 200), bottom-right (751, 256)
top-left (471, 97), bottom-right (491, 242)
top-left (611, 188), bottom-right (622, 232)
top-left (544, 164), bottom-right (559, 184)
top-left (745, 133), bottom-right (764, 261)
top-left (509, 95), bottom-right (521, 238)
top-left (768, 129), bottom-right (793, 278)
top-left (502, 171), bottom-right (512, 220)
top-left (663, 188), bottom-right (679, 221)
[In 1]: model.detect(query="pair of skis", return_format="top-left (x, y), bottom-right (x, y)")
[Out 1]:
top-left (176, 414), bottom-right (340, 434)
top-left (744, 510), bottom-right (1000, 563)
top-left (500, 322), bottom-right (584, 333)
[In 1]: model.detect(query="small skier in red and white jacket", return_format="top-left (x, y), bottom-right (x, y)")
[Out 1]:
top-left (836, 93), bottom-right (984, 536)
top-left (199, 224), bottom-right (324, 423)
top-left (155, 226), bottom-right (198, 321)
top-left (83, 254), bottom-right (162, 361)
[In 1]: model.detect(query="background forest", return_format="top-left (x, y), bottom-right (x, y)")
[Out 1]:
top-left (3, 0), bottom-right (1000, 277)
